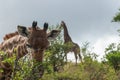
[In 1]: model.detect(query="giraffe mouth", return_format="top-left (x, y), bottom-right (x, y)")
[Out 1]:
top-left (33, 48), bottom-right (44, 53)
top-left (26, 45), bottom-right (44, 53)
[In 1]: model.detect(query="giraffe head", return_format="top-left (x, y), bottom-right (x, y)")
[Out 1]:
top-left (60, 21), bottom-right (66, 29)
top-left (60, 21), bottom-right (69, 35)
top-left (17, 21), bottom-right (60, 61)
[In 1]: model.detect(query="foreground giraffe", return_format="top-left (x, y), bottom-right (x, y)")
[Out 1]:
top-left (3, 31), bottom-right (19, 41)
top-left (0, 21), bottom-right (60, 80)
top-left (60, 21), bottom-right (83, 64)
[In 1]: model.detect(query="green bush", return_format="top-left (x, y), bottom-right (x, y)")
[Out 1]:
top-left (105, 43), bottom-right (120, 71)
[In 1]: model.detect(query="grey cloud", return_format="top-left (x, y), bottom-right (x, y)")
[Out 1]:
top-left (0, 0), bottom-right (120, 44)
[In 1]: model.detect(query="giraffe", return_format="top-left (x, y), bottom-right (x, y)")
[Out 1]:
top-left (3, 31), bottom-right (19, 41)
top-left (60, 21), bottom-right (83, 64)
top-left (0, 21), bottom-right (60, 80)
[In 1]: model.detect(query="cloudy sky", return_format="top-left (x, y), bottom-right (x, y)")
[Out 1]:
top-left (0, 0), bottom-right (120, 61)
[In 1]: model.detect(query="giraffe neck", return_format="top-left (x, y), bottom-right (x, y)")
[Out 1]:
top-left (63, 23), bottom-right (73, 43)
top-left (3, 31), bottom-right (18, 41)
top-left (0, 35), bottom-right (28, 59)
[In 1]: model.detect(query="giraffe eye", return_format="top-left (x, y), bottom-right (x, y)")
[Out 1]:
top-left (26, 43), bottom-right (32, 48)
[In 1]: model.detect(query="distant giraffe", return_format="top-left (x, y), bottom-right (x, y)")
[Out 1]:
top-left (60, 21), bottom-right (82, 64)
top-left (0, 21), bottom-right (60, 80)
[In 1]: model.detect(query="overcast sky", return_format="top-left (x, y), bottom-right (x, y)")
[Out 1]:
top-left (0, 0), bottom-right (120, 61)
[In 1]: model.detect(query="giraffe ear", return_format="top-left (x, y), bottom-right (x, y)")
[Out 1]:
top-left (17, 25), bottom-right (29, 37)
top-left (47, 30), bottom-right (61, 40)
